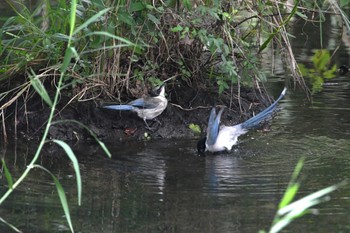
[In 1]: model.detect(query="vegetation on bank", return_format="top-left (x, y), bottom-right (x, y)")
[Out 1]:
top-left (1, 1), bottom-right (349, 114)
top-left (0, 0), bottom-right (350, 232)
top-left (1, 0), bottom-right (350, 110)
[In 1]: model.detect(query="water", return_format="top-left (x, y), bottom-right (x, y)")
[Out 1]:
top-left (2, 9), bottom-right (350, 233)
top-left (2, 84), bottom-right (350, 233)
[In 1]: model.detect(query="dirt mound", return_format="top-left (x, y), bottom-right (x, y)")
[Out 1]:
top-left (0, 85), bottom-right (271, 143)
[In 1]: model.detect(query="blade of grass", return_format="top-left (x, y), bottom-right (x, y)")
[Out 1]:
top-left (264, 157), bottom-right (346, 233)
top-left (258, 0), bottom-right (300, 53)
top-left (68, 0), bottom-right (77, 39)
top-left (60, 46), bottom-right (78, 73)
top-left (72, 8), bottom-right (111, 36)
top-left (52, 139), bottom-right (82, 206)
top-left (271, 197), bottom-right (329, 233)
top-left (278, 157), bottom-right (305, 208)
top-left (1, 159), bottom-right (13, 189)
top-left (84, 31), bottom-right (135, 46)
top-left (0, 217), bottom-right (22, 233)
top-left (278, 181), bottom-right (346, 216)
top-left (278, 183), bottom-right (300, 209)
top-left (51, 119), bottom-right (112, 158)
top-left (33, 165), bottom-right (74, 233)
top-left (29, 69), bottom-right (53, 107)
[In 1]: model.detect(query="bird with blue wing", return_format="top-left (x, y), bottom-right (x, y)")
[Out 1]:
top-left (197, 87), bottom-right (287, 154)
top-left (103, 85), bottom-right (168, 130)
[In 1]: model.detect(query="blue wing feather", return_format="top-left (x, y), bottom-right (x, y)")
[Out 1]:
top-left (103, 105), bottom-right (134, 111)
top-left (206, 108), bottom-right (224, 146)
top-left (129, 97), bottom-right (161, 109)
top-left (241, 87), bottom-right (287, 129)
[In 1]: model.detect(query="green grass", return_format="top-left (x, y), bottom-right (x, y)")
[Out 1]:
top-left (260, 158), bottom-right (346, 233)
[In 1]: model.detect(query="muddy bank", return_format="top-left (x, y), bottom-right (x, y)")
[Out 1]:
top-left (0, 84), bottom-right (277, 143)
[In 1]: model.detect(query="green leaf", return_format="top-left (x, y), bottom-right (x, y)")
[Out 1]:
top-left (265, 156), bottom-right (346, 233)
top-left (298, 63), bottom-right (308, 76)
top-left (130, 2), bottom-right (145, 12)
top-left (295, 11), bottom-right (308, 19)
top-left (52, 139), bottom-right (82, 206)
top-left (290, 157), bottom-right (305, 183)
top-left (171, 25), bottom-right (184, 32)
top-left (68, 0), bottom-right (78, 40)
top-left (182, 0), bottom-right (192, 10)
top-left (84, 31), bottom-right (135, 46)
top-left (323, 64), bottom-right (337, 79)
top-left (277, 158), bottom-right (304, 209)
top-left (278, 181), bottom-right (345, 216)
top-left (0, 217), bottom-right (22, 232)
top-left (189, 123), bottom-right (201, 134)
top-left (258, 0), bottom-right (300, 54)
top-left (29, 69), bottom-right (53, 107)
top-left (147, 13), bottom-right (160, 25)
top-left (1, 159), bottom-right (13, 189)
top-left (51, 119), bottom-right (112, 158)
top-left (312, 50), bottom-right (330, 71)
top-left (60, 47), bottom-right (75, 73)
top-left (278, 183), bottom-right (300, 209)
top-left (73, 8), bottom-right (110, 36)
top-left (52, 174), bottom-right (73, 232)
top-left (217, 79), bottom-right (229, 94)
top-left (33, 165), bottom-right (74, 233)
top-left (118, 11), bottom-right (135, 26)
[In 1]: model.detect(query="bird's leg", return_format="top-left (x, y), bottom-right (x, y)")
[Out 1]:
top-left (143, 119), bottom-right (153, 131)
top-left (154, 118), bottom-right (162, 131)
top-left (143, 118), bottom-right (162, 132)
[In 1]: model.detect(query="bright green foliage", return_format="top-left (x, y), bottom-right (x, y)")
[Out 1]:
top-left (53, 139), bottom-right (82, 206)
top-left (29, 69), bottom-right (53, 107)
top-left (189, 123), bottom-right (201, 134)
top-left (278, 157), bottom-right (305, 209)
top-left (33, 165), bottom-right (75, 233)
top-left (260, 158), bottom-right (346, 233)
top-left (1, 159), bottom-right (14, 190)
top-left (299, 49), bottom-right (338, 93)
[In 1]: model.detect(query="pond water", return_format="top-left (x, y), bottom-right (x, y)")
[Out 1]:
top-left (4, 81), bottom-right (350, 233)
top-left (2, 85), bottom-right (350, 233)
top-left (2, 10), bottom-right (350, 233)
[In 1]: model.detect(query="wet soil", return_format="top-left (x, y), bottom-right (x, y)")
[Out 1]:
top-left (0, 84), bottom-right (275, 144)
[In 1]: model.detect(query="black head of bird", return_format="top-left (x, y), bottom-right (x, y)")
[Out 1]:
top-left (197, 136), bottom-right (207, 155)
top-left (149, 84), bottom-right (166, 97)
top-left (338, 65), bottom-right (349, 76)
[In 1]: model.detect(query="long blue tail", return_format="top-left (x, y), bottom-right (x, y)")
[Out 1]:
top-left (103, 105), bottom-right (134, 111)
top-left (241, 87), bottom-right (287, 130)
